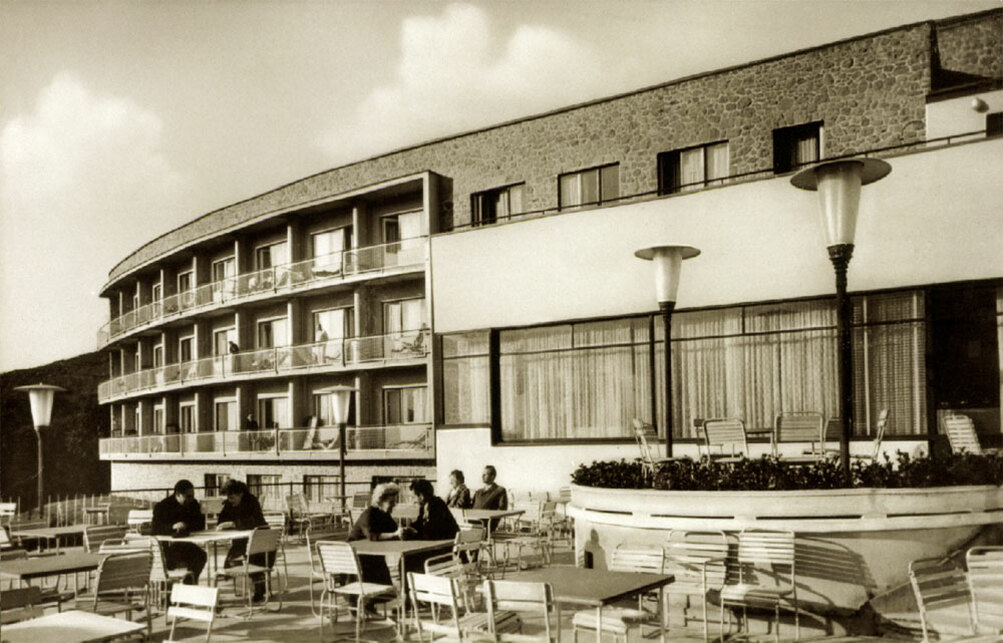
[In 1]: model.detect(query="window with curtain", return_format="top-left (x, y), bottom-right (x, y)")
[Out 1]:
top-left (384, 386), bottom-right (429, 424)
top-left (772, 122), bottom-right (822, 173)
top-left (257, 317), bottom-right (289, 348)
top-left (658, 141), bottom-right (730, 194)
top-left (442, 331), bottom-right (491, 424)
top-left (255, 240), bottom-right (288, 269)
top-left (304, 475), bottom-right (340, 503)
top-left (558, 164), bottom-right (619, 209)
top-left (257, 396), bottom-right (289, 429)
top-left (312, 227), bottom-right (349, 274)
top-left (472, 183), bottom-right (525, 226)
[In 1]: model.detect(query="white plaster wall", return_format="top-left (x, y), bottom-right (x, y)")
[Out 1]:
top-left (431, 139), bottom-right (1003, 333)
top-left (927, 89), bottom-right (1003, 140)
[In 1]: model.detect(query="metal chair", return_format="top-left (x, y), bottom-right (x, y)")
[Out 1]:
top-left (720, 529), bottom-right (799, 642)
top-left (262, 511), bottom-right (289, 592)
top-left (483, 579), bottom-right (558, 642)
top-left (75, 550), bottom-right (153, 638)
top-left (966, 547), bottom-right (1003, 637)
top-left (944, 414), bottom-right (1001, 456)
top-left (166, 583), bottom-right (219, 643)
top-left (633, 418), bottom-right (674, 477)
top-left (317, 539), bottom-right (397, 642)
top-left (214, 527), bottom-right (282, 617)
top-left (700, 418), bottom-right (750, 462)
top-left (572, 545), bottom-right (666, 643)
top-left (818, 409), bottom-right (889, 461)
top-left (126, 508), bottom-right (153, 535)
top-left (0, 586), bottom-right (43, 624)
top-left (408, 572), bottom-right (495, 642)
top-left (664, 529), bottom-right (729, 642)
top-left (83, 524), bottom-right (129, 553)
top-left (774, 411), bottom-right (825, 457)
top-left (909, 556), bottom-right (976, 642)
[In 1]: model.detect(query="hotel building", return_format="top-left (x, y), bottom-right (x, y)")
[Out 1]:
top-left (98, 9), bottom-right (1002, 498)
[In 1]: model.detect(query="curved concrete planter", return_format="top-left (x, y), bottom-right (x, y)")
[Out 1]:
top-left (569, 483), bottom-right (1003, 615)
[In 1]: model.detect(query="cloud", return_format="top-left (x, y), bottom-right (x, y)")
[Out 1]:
top-left (0, 72), bottom-right (193, 371)
top-left (318, 3), bottom-right (604, 164)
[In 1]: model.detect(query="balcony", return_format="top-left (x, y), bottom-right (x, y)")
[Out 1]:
top-left (97, 237), bottom-right (427, 347)
top-left (98, 328), bottom-right (429, 403)
top-left (98, 423), bottom-right (434, 461)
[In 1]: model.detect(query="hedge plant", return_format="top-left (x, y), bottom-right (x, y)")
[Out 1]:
top-left (570, 452), bottom-right (1003, 491)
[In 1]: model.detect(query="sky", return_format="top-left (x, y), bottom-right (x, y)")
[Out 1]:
top-left (0, 0), bottom-right (998, 373)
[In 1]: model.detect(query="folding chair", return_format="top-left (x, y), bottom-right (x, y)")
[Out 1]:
top-left (166, 583), bottom-right (219, 643)
top-left (317, 540), bottom-right (397, 642)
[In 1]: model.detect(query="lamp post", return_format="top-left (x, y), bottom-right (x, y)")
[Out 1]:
top-left (792, 158), bottom-right (890, 474)
top-left (13, 384), bottom-right (66, 516)
top-left (635, 245), bottom-right (701, 458)
top-left (318, 385), bottom-right (356, 513)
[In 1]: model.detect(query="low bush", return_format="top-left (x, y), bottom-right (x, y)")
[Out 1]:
top-left (570, 452), bottom-right (1003, 491)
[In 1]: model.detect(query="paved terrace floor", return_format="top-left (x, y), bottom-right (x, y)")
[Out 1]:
top-left (18, 532), bottom-right (919, 642)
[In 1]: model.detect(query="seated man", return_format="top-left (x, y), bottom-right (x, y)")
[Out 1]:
top-left (152, 479), bottom-right (207, 583)
top-left (472, 465), bottom-right (508, 533)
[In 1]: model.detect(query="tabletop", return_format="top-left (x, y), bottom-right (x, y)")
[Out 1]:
top-left (154, 528), bottom-right (254, 544)
top-left (0, 552), bottom-right (105, 581)
top-left (459, 508), bottom-right (525, 521)
top-left (349, 538), bottom-right (454, 556)
top-left (0, 609), bottom-right (145, 643)
top-left (9, 524), bottom-right (88, 539)
top-left (500, 566), bottom-right (674, 607)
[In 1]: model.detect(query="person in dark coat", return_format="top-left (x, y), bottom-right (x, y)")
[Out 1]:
top-left (347, 483), bottom-right (404, 586)
top-left (216, 479), bottom-right (270, 602)
top-left (152, 479), bottom-right (207, 583)
top-left (445, 470), bottom-right (472, 509)
top-left (409, 479), bottom-right (459, 541)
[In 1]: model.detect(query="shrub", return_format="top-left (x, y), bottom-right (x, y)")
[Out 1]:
top-left (570, 452), bottom-right (1003, 491)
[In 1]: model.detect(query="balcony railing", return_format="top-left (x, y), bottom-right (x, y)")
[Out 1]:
top-left (97, 237), bottom-right (427, 347)
top-left (98, 328), bottom-right (430, 403)
top-left (98, 423), bottom-right (434, 459)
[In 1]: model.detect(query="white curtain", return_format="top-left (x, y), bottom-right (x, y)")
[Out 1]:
top-left (706, 142), bottom-right (730, 184)
top-left (678, 148), bottom-right (704, 191)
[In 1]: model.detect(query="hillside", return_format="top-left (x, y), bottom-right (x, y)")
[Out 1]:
top-left (1, 350), bottom-right (110, 507)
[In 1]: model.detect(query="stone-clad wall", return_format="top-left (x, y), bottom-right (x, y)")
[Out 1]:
top-left (107, 11), bottom-right (1000, 285)
top-left (936, 10), bottom-right (1003, 79)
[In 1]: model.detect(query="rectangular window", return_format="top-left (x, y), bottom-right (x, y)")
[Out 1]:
top-left (153, 405), bottom-right (165, 433)
top-left (256, 240), bottom-right (288, 270)
top-left (471, 183), bottom-right (525, 226)
top-left (442, 331), bottom-right (491, 425)
top-left (204, 473), bottom-right (230, 496)
top-left (384, 386), bottom-right (429, 424)
top-left (179, 403), bottom-right (196, 433)
top-left (658, 141), bottom-right (729, 194)
top-left (312, 227), bottom-right (349, 274)
top-left (179, 336), bottom-right (194, 363)
top-left (384, 298), bottom-right (426, 335)
top-left (257, 317), bottom-right (289, 349)
top-left (304, 475), bottom-right (340, 503)
top-left (152, 344), bottom-right (164, 368)
top-left (257, 396), bottom-right (289, 429)
top-left (247, 474), bottom-right (282, 503)
top-left (211, 257), bottom-right (235, 301)
top-left (558, 164), bottom-right (619, 209)
top-left (177, 271), bottom-right (194, 309)
top-left (313, 391), bottom-right (356, 426)
top-left (773, 122), bottom-right (822, 173)
top-left (214, 328), bottom-right (236, 356)
top-left (214, 399), bottom-right (237, 431)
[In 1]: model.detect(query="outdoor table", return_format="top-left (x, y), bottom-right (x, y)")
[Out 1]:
top-left (0, 609), bottom-right (145, 642)
top-left (459, 508), bottom-right (525, 539)
top-left (349, 538), bottom-right (454, 637)
top-left (501, 566), bottom-right (675, 643)
top-left (9, 524), bottom-right (88, 552)
top-left (155, 529), bottom-right (254, 585)
top-left (0, 551), bottom-right (105, 596)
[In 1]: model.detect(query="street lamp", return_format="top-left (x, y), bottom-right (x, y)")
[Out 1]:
top-left (792, 158), bottom-right (890, 474)
top-left (635, 244), bottom-right (701, 457)
top-left (13, 383), bottom-right (66, 516)
top-left (317, 385), bottom-right (356, 513)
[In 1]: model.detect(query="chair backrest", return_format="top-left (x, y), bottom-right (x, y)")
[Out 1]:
top-left (351, 492), bottom-right (371, 509)
top-left (966, 546), bottom-right (1003, 634)
top-left (608, 544), bottom-right (665, 574)
top-left (84, 524), bottom-right (129, 553)
top-left (127, 509), bottom-right (153, 534)
top-left (633, 418), bottom-right (659, 472)
top-left (0, 525), bottom-right (13, 549)
top-left (909, 556), bottom-right (974, 642)
top-left (774, 412), bottom-right (824, 452)
top-left (408, 572), bottom-right (466, 638)
top-left (1, 586), bottom-right (43, 624)
top-left (869, 409), bottom-right (889, 460)
top-left (99, 535), bottom-right (155, 554)
top-left (702, 418), bottom-right (749, 458)
top-left (263, 511), bottom-right (287, 534)
top-left (284, 493), bottom-right (308, 519)
top-left (246, 527), bottom-right (281, 559)
top-left (168, 583), bottom-right (218, 643)
top-left (454, 525), bottom-right (485, 557)
top-left (944, 414), bottom-right (983, 455)
top-left (0, 502), bottom-right (16, 526)
top-left (484, 579), bottom-right (555, 641)
top-left (736, 530), bottom-right (795, 588)
top-left (318, 540), bottom-right (362, 578)
top-left (665, 529), bottom-right (729, 591)
top-left (95, 550), bottom-right (153, 596)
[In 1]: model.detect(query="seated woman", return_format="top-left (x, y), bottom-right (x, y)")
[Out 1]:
top-left (347, 483), bottom-right (405, 585)
top-left (409, 479), bottom-right (459, 541)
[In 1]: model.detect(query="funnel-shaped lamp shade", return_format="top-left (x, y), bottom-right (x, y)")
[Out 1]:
top-left (14, 384), bottom-right (66, 429)
top-left (317, 385), bottom-right (356, 425)
top-left (634, 245), bottom-right (701, 304)
top-left (791, 158), bottom-right (891, 248)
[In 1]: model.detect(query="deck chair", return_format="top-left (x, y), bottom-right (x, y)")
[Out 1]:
top-left (317, 540), bottom-right (397, 643)
top-left (700, 418), bottom-right (750, 462)
top-left (909, 556), bottom-right (976, 642)
top-left (83, 524), bottom-right (129, 553)
top-left (572, 545), bottom-right (667, 643)
top-left (944, 414), bottom-right (1001, 455)
top-left (408, 572), bottom-right (496, 642)
top-left (664, 529), bottom-right (729, 642)
top-left (1, 586), bottom-right (43, 624)
top-left (483, 579), bottom-right (558, 642)
top-left (215, 527), bottom-right (282, 617)
top-left (720, 529), bottom-right (799, 643)
top-left (774, 411), bottom-right (825, 457)
top-left (966, 547), bottom-right (1003, 636)
top-left (633, 419), bottom-right (674, 477)
top-left (392, 330), bottom-right (426, 356)
top-left (166, 583), bottom-right (218, 643)
top-left (75, 550), bottom-right (153, 638)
